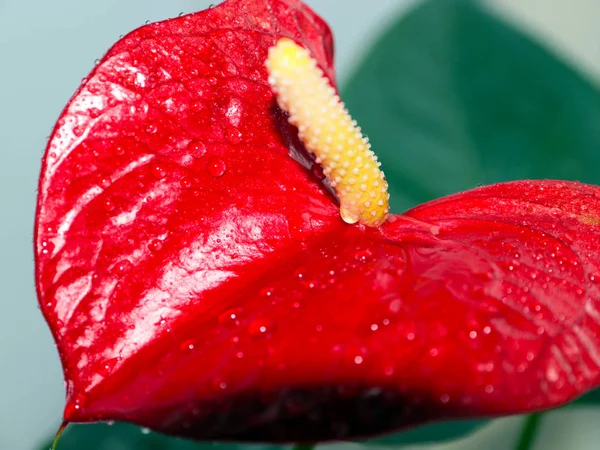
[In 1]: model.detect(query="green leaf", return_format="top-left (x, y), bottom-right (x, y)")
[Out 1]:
top-left (38, 422), bottom-right (283, 450)
top-left (342, 0), bottom-right (600, 214)
top-left (572, 387), bottom-right (600, 406)
top-left (368, 419), bottom-right (489, 446)
top-left (342, 0), bottom-right (600, 445)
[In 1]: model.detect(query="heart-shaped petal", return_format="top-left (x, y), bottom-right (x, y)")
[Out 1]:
top-left (36, 0), bottom-right (339, 419)
top-left (36, 0), bottom-right (600, 443)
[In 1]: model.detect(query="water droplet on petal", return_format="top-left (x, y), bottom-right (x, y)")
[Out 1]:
top-left (145, 122), bottom-right (158, 134)
top-left (180, 338), bottom-right (197, 352)
top-left (112, 260), bottom-right (132, 276)
top-left (248, 319), bottom-right (273, 338)
top-left (99, 357), bottom-right (119, 376)
top-left (148, 239), bottom-right (163, 252)
top-left (151, 164), bottom-right (167, 179)
top-left (218, 307), bottom-right (243, 325)
top-left (225, 126), bottom-right (242, 144)
top-left (383, 364), bottom-right (395, 377)
top-left (389, 299), bottom-right (401, 314)
top-left (207, 156), bottom-right (227, 177)
top-left (97, 174), bottom-right (111, 188)
top-left (103, 199), bottom-right (115, 212)
top-left (212, 377), bottom-right (227, 391)
top-left (41, 240), bottom-right (55, 256)
top-left (354, 249), bottom-right (373, 262)
top-left (189, 141), bottom-right (206, 159)
top-left (179, 176), bottom-right (192, 189)
top-left (65, 392), bottom-right (87, 418)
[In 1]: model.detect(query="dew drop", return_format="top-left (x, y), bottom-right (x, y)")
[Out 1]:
top-left (218, 307), bottom-right (243, 325)
top-left (97, 174), bottom-right (111, 188)
top-left (65, 392), bottom-right (87, 418)
top-left (180, 338), bottom-right (197, 352)
top-left (141, 427), bottom-right (151, 435)
top-left (259, 287), bottom-right (273, 297)
top-left (112, 259), bottom-right (132, 276)
top-left (89, 107), bottom-right (102, 118)
top-left (188, 141), bottom-right (206, 158)
top-left (225, 126), bottom-right (243, 144)
top-left (41, 240), bottom-right (55, 256)
top-left (99, 357), bottom-right (119, 376)
top-left (248, 318), bottom-right (273, 338)
top-left (589, 272), bottom-right (600, 284)
top-left (148, 239), bottom-right (163, 252)
top-left (340, 206), bottom-right (360, 224)
top-left (389, 299), bottom-right (402, 314)
top-left (354, 249), bottom-right (373, 262)
top-left (151, 164), bottom-right (167, 179)
top-left (145, 122), bottom-right (158, 134)
top-left (212, 377), bottom-right (227, 391)
top-left (103, 199), bottom-right (115, 212)
top-left (179, 176), bottom-right (192, 189)
top-left (207, 156), bottom-right (227, 177)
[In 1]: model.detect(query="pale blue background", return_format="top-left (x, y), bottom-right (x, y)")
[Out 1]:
top-left (1, 1), bottom-right (599, 449)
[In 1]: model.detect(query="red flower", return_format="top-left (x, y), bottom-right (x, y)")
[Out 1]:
top-left (35, 0), bottom-right (600, 443)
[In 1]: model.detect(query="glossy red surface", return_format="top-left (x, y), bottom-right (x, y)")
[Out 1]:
top-left (35, 0), bottom-right (600, 442)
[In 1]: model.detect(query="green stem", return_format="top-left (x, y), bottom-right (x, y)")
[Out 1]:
top-left (51, 422), bottom-right (69, 450)
top-left (291, 445), bottom-right (315, 450)
top-left (515, 413), bottom-right (544, 450)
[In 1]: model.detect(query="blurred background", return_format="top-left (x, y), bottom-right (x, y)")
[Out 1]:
top-left (1, 0), bottom-right (599, 449)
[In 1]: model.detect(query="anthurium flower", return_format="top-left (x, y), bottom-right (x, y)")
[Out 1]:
top-left (35, 0), bottom-right (600, 444)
